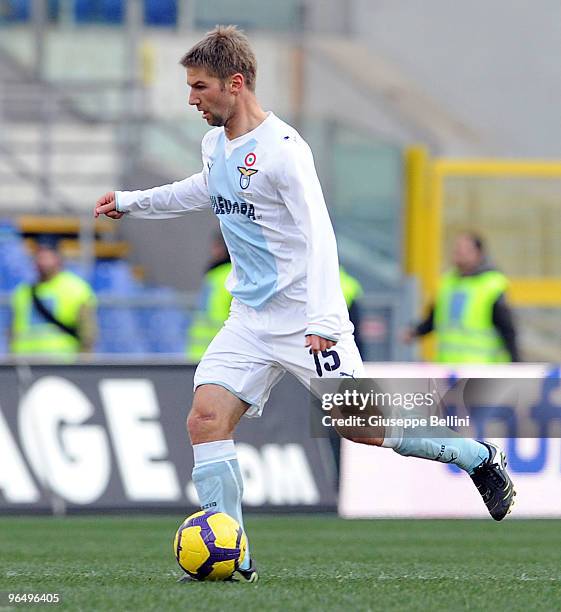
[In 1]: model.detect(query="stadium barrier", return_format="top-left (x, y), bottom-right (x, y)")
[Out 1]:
top-left (0, 362), bottom-right (337, 514)
top-left (4, 361), bottom-right (559, 517)
top-left (340, 363), bottom-right (561, 518)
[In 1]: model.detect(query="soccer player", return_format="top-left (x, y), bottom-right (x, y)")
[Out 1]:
top-left (95, 26), bottom-right (515, 582)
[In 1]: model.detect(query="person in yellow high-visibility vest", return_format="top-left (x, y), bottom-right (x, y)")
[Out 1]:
top-left (404, 232), bottom-right (519, 363)
top-left (339, 266), bottom-right (364, 356)
top-left (186, 233), bottom-right (233, 362)
top-left (9, 238), bottom-right (97, 356)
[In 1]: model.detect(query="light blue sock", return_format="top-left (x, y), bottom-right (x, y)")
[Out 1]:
top-left (383, 423), bottom-right (489, 474)
top-left (192, 440), bottom-right (250, 570)
top-left (393, 436), bottom-right (489, 474)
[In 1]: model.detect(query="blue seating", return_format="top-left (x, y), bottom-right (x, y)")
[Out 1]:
top-left (74, 0), bottom-right (123, 23)
top-left (74, 0), bottom-right (176, 25)
top-left (92, 261), bottom-right (140, 294)
top-left (143, 307), bottom-right (189, 353)
top-left (144, 0), bottom-right (176, 25)
top-left (96, 331), bottom-right (147, 354)
top-left (2, 0), bottom-right (31, 21)
top-left (135, 287), bottom-right (189, 353)
top-left (0, 306), bottom-right (10, 354)
top-left (0, 227), bottom-right (34, 290)
top-left (97, 304), bottom-right (148, 353)
top-left (4, 0), bottom-right (182, 25)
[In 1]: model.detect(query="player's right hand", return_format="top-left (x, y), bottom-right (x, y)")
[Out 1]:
top-left (94, 191), bottom-right (124, 219)
top-left (305, 334), bottom-right (337, 354)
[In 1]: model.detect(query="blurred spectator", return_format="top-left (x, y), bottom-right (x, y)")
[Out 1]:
top-left (9, 238), bottom-right (97, 355)
top-left (403, 232), bottom-right (520, 363)
top-left (339, 266), bottom-right (364, 356)
top-left (186, 232), bottom-right (232, 362)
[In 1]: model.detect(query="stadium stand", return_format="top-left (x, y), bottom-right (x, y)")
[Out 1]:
top-left (1, 0), bottom-right (299, 28)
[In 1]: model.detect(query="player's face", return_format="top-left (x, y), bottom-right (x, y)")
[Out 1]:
top-left (187, 66), bottom-right (233, 127)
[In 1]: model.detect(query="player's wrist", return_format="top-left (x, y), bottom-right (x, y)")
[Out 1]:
top-left (305, 330), bottom-right (339, 342)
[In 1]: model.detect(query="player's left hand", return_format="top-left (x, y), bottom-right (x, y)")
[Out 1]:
top-left (305, 334), bottom-right (337, 354)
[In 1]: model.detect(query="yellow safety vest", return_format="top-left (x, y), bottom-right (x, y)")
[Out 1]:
top-left (339, 267), bottom-right (363, 308)
top-left (11, 271), bottom-right (96, 355)
top-left (187, 263), bottom-right (233, 361)
top-left (433, 269), bottom-right (510, 363)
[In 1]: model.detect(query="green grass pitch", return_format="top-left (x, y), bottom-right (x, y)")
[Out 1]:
top-left (1, 516), bottom-right (560, 611)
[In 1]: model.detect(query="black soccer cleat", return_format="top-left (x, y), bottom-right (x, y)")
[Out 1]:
top-left (470, 442), bottom-right (516, 521)
top-left (176, 559), bottom-right (259, 584)
top-left (236, 558), bottom-right (259, 583)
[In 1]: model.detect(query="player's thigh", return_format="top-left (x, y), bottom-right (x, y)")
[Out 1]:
top-left (193, 317), bottom-right (285, 419)
top-left (277, 334), bottom-right (378, 442)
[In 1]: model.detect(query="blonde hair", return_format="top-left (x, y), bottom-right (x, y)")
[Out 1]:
top-left (180, 25), bottom-right (257, 91)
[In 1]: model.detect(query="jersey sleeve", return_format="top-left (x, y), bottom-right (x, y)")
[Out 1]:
top-left (277, 138), bottom-right (345, 341)
top-left (115, 133), bottom-right (214, 219)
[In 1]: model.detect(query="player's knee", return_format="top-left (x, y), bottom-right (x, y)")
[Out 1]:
top-left (187, 403), bottom-right (232, 443)
top-left (187, 407), bottom-right (220, 443)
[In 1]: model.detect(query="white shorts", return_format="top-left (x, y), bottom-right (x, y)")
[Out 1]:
top-left (193, 294), bottom-right (364, 417)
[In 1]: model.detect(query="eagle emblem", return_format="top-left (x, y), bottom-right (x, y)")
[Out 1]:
top-left (237, 166), bottom-right (258, 190)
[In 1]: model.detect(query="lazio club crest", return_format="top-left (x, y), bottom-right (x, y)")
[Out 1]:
top-left (237, 152), bottom-right (258, 189)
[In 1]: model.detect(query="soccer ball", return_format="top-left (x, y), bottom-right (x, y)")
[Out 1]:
top-left (173, 510), bottom-right (247, 581)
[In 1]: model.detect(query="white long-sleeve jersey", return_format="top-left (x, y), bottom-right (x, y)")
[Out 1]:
top-left (116, 112), bottom-right (351, 341)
